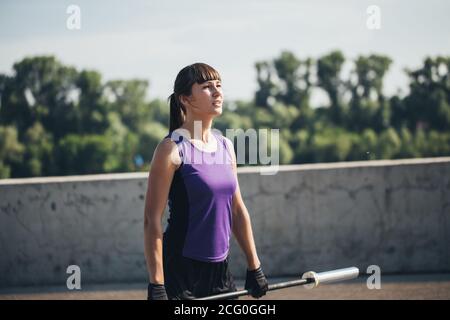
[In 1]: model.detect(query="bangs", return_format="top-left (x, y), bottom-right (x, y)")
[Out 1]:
top-left (191, 63), bottom-right (221, 84)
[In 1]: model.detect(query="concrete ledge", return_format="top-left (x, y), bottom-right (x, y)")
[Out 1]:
top-left (2, 156), bottom-right (449, 183)
top-left (1, 157), bottom-right (449, 287)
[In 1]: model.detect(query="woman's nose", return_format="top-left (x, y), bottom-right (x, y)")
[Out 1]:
top-left (212, 86), bottom-right (222, 96)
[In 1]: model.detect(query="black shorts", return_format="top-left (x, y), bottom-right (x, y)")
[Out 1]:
top-left (163, 235), bottom-right (238, 300)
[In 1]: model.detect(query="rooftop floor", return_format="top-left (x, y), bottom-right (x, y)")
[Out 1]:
top-left (1, 273), bottom-right (449, 300)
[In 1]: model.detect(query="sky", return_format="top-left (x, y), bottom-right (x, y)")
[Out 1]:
top-left (1, 0), bottom-right (449, 106)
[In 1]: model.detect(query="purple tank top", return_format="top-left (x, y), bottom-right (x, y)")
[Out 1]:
top-left (163, 129), bottom-right (237, 262)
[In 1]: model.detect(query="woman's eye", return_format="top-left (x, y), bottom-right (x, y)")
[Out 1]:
top-left (203, 83), bottom-right (221, 89)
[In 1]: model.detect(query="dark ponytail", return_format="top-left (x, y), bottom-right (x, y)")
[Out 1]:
top-left (167, 63), bottom-right (222, 132)
top-left (168, 93), bottom-right (185, 132)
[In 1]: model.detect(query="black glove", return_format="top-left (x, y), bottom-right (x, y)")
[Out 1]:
top-left (244, 266), bottom-right (269, 298)
top-left (147, 283), bottom-right (168, 300)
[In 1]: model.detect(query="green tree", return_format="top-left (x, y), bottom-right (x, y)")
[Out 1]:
top-left (0, 126), bottom-right (25, 178)
top-left (404, 56), bottom-right (450, 131)
top-left (317, 50), bottom-right (346, 124)
top-left (347, 54), bottom-right (392, 132)
top-left (271, 102), bottom-right (300, 129)
top-left (311, 127), bottom-right (353, 162)
top-left (104, 112), bottom-right (139, 172)
top-left (397, 126), bottom-right (418, 158)
top-left (377, 128), bottom-right (401, 159)
top-left (289, 129), bottom-right (312, 163)
top-left (104, 79), bottom-right (151, 132)
top-left (255, 51), bottom-right (312, 112)
top-left (137, 121), bottom-right (168, 166)
top-left (0, 56), bottom-right (79, 139)
top-left (2, 53), bottom-right (450, 178)
top-left (254, 61), bottom-right (278, 108)
top-left (22, 122), bottom-right (54, 177)
top-left (148, 98), bottom-right (170, 128)
top-left (56, 134), bottom-right (114, 175)
top-left (76, 70), bottom-right (110, 135)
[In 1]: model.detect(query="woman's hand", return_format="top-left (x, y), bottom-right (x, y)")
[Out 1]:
top-left (147, 283), bottom-right (168, 300)
top-left (244, 266), bottom-right (269, 298)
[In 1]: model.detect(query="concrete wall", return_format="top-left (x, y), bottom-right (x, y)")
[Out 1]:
top-left (0, 157), bottom-right (449, 288)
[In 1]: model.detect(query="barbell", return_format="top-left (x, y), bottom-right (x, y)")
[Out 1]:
top-left (195, 266), bottom-right (360, 300)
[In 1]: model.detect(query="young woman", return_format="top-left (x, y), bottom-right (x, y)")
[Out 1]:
top-left (144, 63), bottom-right (268, 300)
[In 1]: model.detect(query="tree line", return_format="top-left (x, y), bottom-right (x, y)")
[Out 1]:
top-left (0, 51), bottom-right (449, 178)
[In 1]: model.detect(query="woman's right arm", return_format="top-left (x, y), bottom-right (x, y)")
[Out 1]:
top-left (144, 138), bottom-right (180, 284)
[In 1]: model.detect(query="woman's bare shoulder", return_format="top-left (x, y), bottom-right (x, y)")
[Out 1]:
top-left (151, 136), bottom-right (182, 169)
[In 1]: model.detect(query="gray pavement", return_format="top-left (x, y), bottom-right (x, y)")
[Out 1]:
top-left (1, 274), bottom-right (449, 300)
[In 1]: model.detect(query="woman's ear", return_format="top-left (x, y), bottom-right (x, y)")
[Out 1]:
top-left (179, 95), bottom-right (190, 108)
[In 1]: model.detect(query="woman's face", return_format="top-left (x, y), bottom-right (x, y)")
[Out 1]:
top-left (181, 79), bottom-right (223, 116)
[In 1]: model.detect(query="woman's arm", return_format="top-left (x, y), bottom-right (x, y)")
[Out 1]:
top-left (232, 182), bottom-right (261, 270)
top-left (225, 137), bottom-right (261, 270)
top-left (143, 138), bottom-right (180, 284)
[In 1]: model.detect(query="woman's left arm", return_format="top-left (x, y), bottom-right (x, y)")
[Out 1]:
top-left (232, 179), bottom-right (261, 270)
top-left (225, 138), bottom-right (261, 270)
top-left (225, 137), bottom-right (269, 298)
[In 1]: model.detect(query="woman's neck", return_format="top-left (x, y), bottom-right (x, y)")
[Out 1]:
top-left (180, 118), bottom-right (214, 143)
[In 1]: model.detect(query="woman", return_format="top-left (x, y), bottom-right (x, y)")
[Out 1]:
top-left (144, 63), bottom-right (268, 300)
